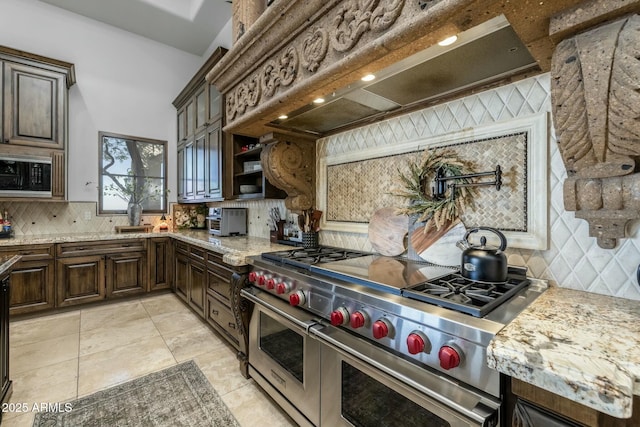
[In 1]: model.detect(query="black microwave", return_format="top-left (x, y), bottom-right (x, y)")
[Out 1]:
top-left (0, 155), bottom-right (52, 197)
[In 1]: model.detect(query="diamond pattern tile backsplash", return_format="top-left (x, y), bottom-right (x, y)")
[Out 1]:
top-left (7, 74), bottom-right (640, 301)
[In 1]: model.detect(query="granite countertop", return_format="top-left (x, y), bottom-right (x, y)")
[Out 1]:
top-left (0, 255), bottom-right (22, 276)
top-left (487, 286), bottom-right (640, 419)
top-left (0, 231), bottom-right (292, 266)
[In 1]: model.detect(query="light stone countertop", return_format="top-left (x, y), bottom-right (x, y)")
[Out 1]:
top-left (487, 285), bottom-right (640, 419)
top-left (0, 231), bottom-right (293, 266)
top-left (0, 255), bottom-right (21, 276)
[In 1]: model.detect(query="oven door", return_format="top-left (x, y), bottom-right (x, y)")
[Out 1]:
top-left (311, 323), bottom-right (501, 427)
top-left (242, 288), bottom-right (320, 427)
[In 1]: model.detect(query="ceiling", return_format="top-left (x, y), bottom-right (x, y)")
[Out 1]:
top-left (38, 0), bottom-right (232, 56)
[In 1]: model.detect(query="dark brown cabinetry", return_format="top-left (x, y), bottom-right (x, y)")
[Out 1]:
top-left (173, 241), bottom-right (246, 350)
top-left (0, 271), bottom-right (11, 410)
top-left (174, 47), bottom-right (226, 203)
top-left (508, 378), bottom-right (640, 427)
top-left (0, 46), bottom-right (75, 201)
top-left (56, 239), bottom-right (147, 308)
top-left (149, 237), bottom-right (172, 291)
top-left (0, 245), bottom-right (55, 315)
top-left (226, 134), bottom-right (286, 200)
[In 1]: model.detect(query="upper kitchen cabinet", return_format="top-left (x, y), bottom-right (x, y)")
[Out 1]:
top-left (0, 46), bottom-right (75, 150)
top-left (173, 47), bottom-right (226, 203)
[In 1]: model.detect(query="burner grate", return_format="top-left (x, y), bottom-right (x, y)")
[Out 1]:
top-left (262, 246), bottom-right (371, 268)
top-left (403, 272), bottom-right (529, 317)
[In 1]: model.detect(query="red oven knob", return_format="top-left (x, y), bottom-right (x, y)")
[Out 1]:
top-left (372, 319), bottom-right (392, 339)
top-left (439, 345), bottom-right (462, 370)
top-left (276, 282), bottom-right (290, 294)
top-left (289, 291), bottom-right (306, 306)
top-left (406, 331), bottom-right (430, 355)
top-left (350, 311), bottom-right (368, 329)
top-left (257, 275), bottom-right (267, 286)
top-left (266, 278), bottom-right (276, 290)
top-left (330, 307), bottom-right (349, 326)
top-left (248, 271), bottom-right (258, 283)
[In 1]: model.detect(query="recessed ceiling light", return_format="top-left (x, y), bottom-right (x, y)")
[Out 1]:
top-left (313, 98), bottom-right (325, 104)
top-left (361, 74), bottom-right (375, 82)
top-left (437, 35), bottom-right (458, 47)
top-left (278, 114), bottom-right (288, 120)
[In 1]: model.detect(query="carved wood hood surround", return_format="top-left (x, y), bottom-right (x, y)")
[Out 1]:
top-left (207, 0), bottom-right (640, 246)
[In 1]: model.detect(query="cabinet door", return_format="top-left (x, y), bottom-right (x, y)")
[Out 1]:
top-left (195, 88), bottom-right (207, 133)
top-left (105, 252), bottom-right (146, 298)
top-left (51, 150), bottom-right (65, 199)
top-left (183, 138), bottom-right (194, 200)
top-left (208, 83), bottom-right (221, 122)
top-left (194, 131), bottom-right (206, 198)
top-left (185, 98), bottom-right (195, 139)
top-left (9, 259), bottom-right (55, 315)
top-left (149, 238), bottom-right (171, 291)
top-left (3, 62), bottom-right (65, 149)
top-left (177, 106), bottom-right (186, 143)
top-left (206, 121), bottom-right (223, 199)
top-left (56, 255), bottom-right (105, 307)
top-left (189, 260), bottom-right (206, 316)
top-left (174, 252), bottom-right (189, 303)
top-left (0, 275), bottom-right (9, 405)
top-left (177, 143), bottom-right (185, 201)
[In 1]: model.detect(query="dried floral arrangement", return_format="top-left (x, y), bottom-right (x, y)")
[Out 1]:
top-left (393, 148), bottom-right (476, 232)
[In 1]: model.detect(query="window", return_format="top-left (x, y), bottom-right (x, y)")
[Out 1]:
top-left (99, 131), bottom-right (167, 214)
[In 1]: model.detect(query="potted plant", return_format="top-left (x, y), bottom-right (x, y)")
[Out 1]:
top-left (104, 172), bottom-right (165, 226)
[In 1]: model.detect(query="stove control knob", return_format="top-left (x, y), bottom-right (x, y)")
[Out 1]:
top-left (350, 311), bottom-right (368, 329)
top-left (330, 307), bottom-right (350, 326)
top-left (406, 331), bottom-right (430, 355)
top-left (266, 278), bottom-right (276, 290)
top-left (257, 274), bottom-right (267, 287)
top-left (439, 345), bottom-right (462, 370)
top-left (248, 272), bottom-right (258, 283)
top-left (289, 291), bottom-right (306, 306)
top-left (276, 282), bottom-right (290, 294)
top-left (372, 319), bottom-right (392, 339)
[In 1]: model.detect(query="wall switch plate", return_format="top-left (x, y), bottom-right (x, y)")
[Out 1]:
top-left (83, 211), bottom-right (91, 220)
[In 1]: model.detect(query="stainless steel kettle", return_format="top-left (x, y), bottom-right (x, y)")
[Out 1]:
top-left (458, 227), bottom-right (508, 283)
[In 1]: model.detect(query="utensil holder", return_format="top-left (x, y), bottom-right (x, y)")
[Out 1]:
top-left (270, 220), bottom-right (285, 243)
top-left (302, 232), bottom-right (319, 249)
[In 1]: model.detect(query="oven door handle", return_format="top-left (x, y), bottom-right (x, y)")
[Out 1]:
top-left (310, 323), bottom-right (500, 427)
top-left (241, 287), bottom-right (318, 333)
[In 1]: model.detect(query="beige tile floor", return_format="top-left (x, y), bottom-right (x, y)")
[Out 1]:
top-left (3, 293), bottom-right (298, 427)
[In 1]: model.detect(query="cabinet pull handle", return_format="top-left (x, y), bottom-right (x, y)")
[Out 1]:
top-left (20, 251), bottom-right (33, 255)
top-left (228, 322), bottom-right (236, 329)
top-left (212, 309), bottom-right (219, 315)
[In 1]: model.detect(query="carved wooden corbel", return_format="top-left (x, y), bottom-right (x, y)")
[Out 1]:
top-left (551, 14), bottom-right (640, 248)
top-left (260, 132), bottom-right (316, 212)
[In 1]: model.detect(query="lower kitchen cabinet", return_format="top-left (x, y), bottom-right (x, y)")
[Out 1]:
top-left (0, 244), bottom-right (55, 315)
top-left (173, 242), bottom-right (246, 350)
top-left (149, 237), bottom-right (172, 291)
top-left (105, 252), bottom-right (147, 298)
top-left (0, 272), bottom-right (11, 410)
top-left (56, 255), bottom-right (106, 307)
top-left (509, 377), bottom-right (640, 426)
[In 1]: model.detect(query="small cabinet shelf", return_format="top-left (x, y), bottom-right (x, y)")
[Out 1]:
top-left (225, 134), bottom-right (286, 200)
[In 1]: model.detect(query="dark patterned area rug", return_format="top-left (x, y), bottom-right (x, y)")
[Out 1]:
top-left (32, 360), bottom-right (240, 427)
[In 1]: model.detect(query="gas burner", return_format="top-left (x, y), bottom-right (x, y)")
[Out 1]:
top-left (403, 271), bottom-right (529, 317)
top-left (262, 246), bottom-right (371, 268)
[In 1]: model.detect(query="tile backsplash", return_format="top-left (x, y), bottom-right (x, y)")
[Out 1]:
top-left (7, 73), bottom-right (640, 301)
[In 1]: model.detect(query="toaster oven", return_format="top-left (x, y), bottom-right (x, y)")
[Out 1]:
top-left (207, 208), bottom-right (247, 236)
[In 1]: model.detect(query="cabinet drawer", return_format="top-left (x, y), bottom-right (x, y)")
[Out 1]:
top-left (207, 267), bottom-right (231, 303)
top-left (206, 295), bottom-right (239, 347)
top-left (0, 244), bottom-right (54, 261)
top-left (57, 239), bottom-right (146, 257)
top-left (206, 251), bottom-right (234, 282)
top-left (189, 246), bottom-right (206, 262)
top-left (175, 241), bottom-right (189, 255)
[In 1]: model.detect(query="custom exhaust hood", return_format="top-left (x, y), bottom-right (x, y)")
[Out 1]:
top-left (269, 16), bottom-right (538, 136)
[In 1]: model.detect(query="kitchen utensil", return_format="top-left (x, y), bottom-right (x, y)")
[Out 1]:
top-left (411, 220), bottom-right (466, 267)
top-left (310, 210), bottom-right (322, 232)
top-left (460, 227), bottom-right (508, 282)
top-left (368, 207), bottom-right (409, 256)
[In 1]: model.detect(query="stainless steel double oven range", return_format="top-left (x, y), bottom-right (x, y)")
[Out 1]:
top-left (240, 246), bottom-right (546, 427)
